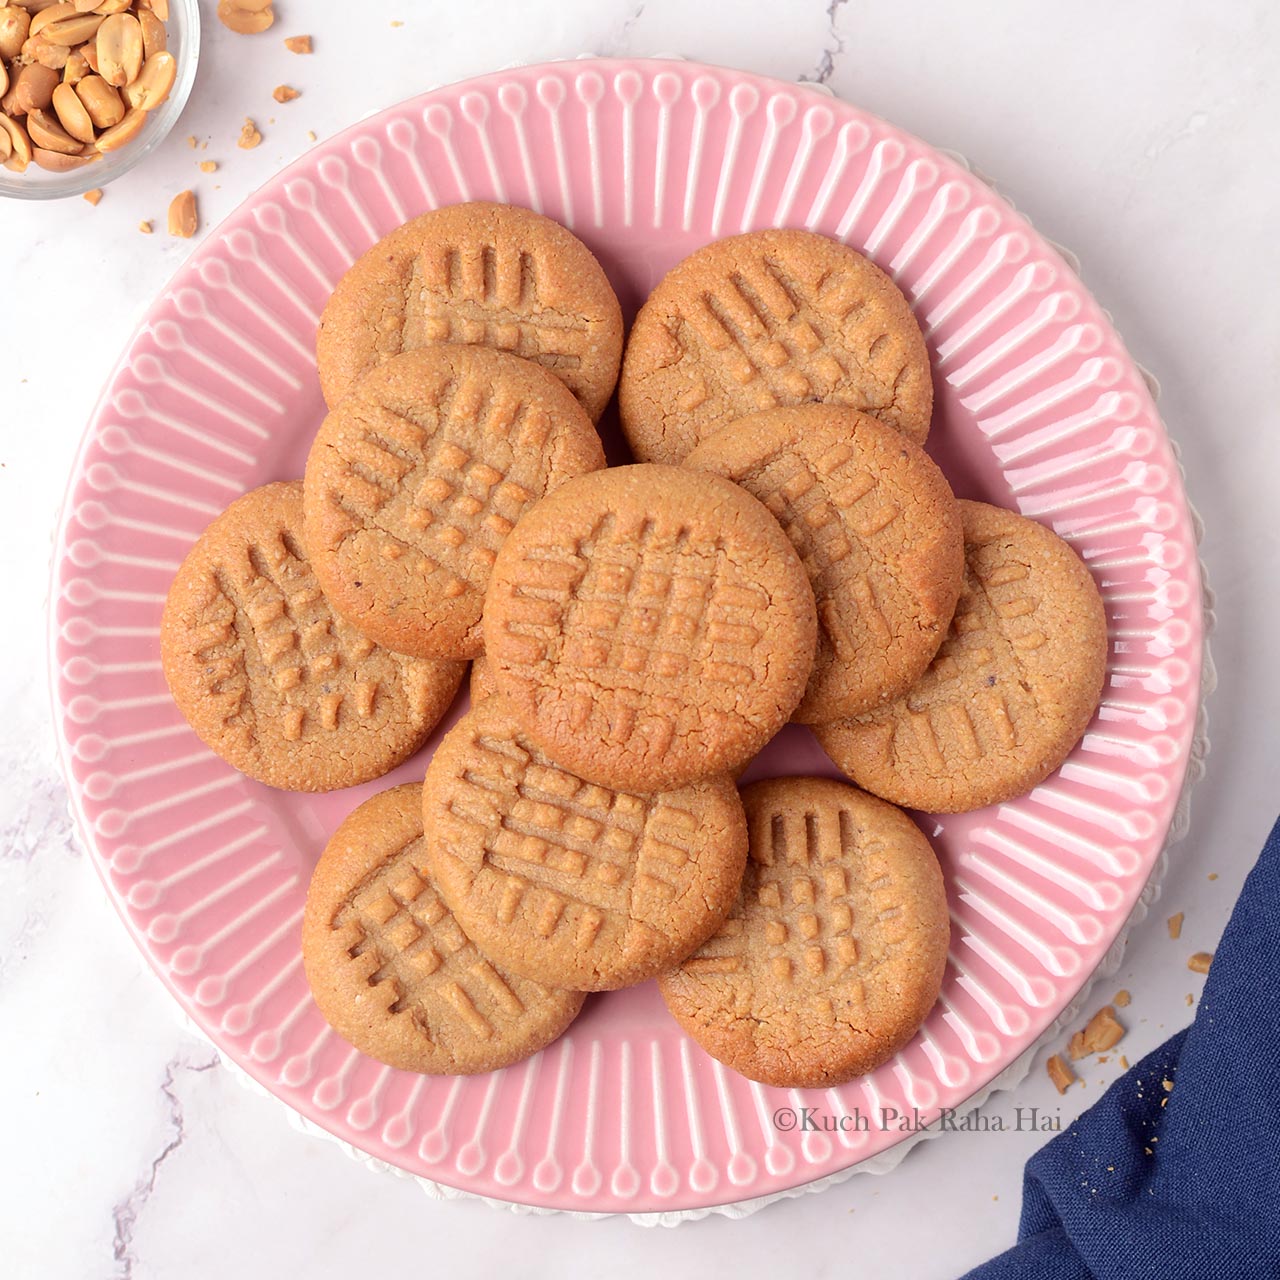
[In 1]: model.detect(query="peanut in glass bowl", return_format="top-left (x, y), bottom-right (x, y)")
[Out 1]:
top-left (0, 0), bottom-right (200, 201)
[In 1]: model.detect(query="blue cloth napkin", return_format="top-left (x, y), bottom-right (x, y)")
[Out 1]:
top-left (962, 816), bottom-right (1280, 1280)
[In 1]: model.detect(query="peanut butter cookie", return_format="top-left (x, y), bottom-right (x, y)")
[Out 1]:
top-left (686, 404), bottom-right (963, 723)
top-left (468, 652), bottom-right (497, 704)
top-left (660, 776), bottom-right (949, 1088)
top-left (304, 345), bottom-right (605, 660)
top-left (303, 782), bottom-right (584, 1073)
top-left (482, 464), bottom-right (818, 791)
top-left (619, 228), bottom-right (932, 463)
top-left (161, 482), bottom-right (464, 791)
top-left (815, 500), bottom-right (1108, 812)
top-left (317, 201), bottom-right (624, 421)
top-left (422, 697), bottom-right (748, 991)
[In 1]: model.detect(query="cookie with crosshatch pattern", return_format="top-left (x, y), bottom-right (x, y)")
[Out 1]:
top-left (686, 404), bottom-right (963, 723)
top-left (421, 696), bottom-right (749, 991)
top-left (303, 345), bottom-right (605, 660)
top-left (815, 500), bottom-right (1108, 812)
top-left (316, 202), bottom-right (624, 422)
top-left (303, 782), bottom-right (584, 1073)
top-left (618, 228), bottom-right (933, 464)
top-left (160, 482), bottom-right (464, 792)
top-left (482, 464), bottom-right (818, 792)
top-left (659, 776), bottom-right (949, 1088)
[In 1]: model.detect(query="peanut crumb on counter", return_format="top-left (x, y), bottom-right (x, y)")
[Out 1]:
top-left (1208, 872), bottom-right (1218, 881)
top-left (1185, 992), bottom-right (1195, 1006)
top-left (1119, 1055), bottom-right (1129, 1069)
top-left (1188, 951), bottom-right (1213, 974)
top-left (83, 188), bottom-right (103, 206)
top-left (187, 135), bottom-right (198, 148)
top-left (1047, 1054), bottom-right (1076, 1094)
top-left (273, 84), bottom-right (300, 104)
top-left (138, 220), bottom-right (153, 234)
top-left (1068, 1006), bottom-right (1126, 1061)
top-left (1167, 912), bottom-right (1184, 940)
top-left (238, 118), bottom-right (261, 149)
top-left (390, 19), bottom-right (404, 26)
top-left (306, 130), bottom-right (317, 143)
top-left (284, 34), bottom-right (312, 53)
top-left (199, 160), bottom-right (217, 173)
top-left (1114, 989), bottom-right (1131, 1008)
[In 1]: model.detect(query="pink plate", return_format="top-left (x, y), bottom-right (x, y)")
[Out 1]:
top-left (50, 58), bottom-right (1203, 1216)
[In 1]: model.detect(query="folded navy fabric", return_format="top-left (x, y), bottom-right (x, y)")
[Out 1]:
top-left (962, 817), bottom-right (1280, 1280)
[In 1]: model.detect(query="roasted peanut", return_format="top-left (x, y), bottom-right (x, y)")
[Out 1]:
top-left (120, 46), bottom-right (170, 108)
top-left (14, 60), bottom-right (59, 111)
top-left (27, 105), bottom-right (81, 152)
top-left (140, 0), bottom-right (168, 19)
top-left (74, 72), bottom-right (121, 127)
top-left (167, 186), bottom-right (196, 236)
top-left (23, 33), bottom-right (70, 67)
top-left (61, 47), bottom-right (89, 81)
top-left (40, 11), bottom-right (103, 45)
top-left (27, 3), bottom-right (75, 39)
top-left (136, 1), bottom-right (162, 56)
top-left (92, 101), bottom-right (143, 149)
top-left (217, 0), bottom-right (273, 36)
top-left (52, 79), bottom-right (95, 141)
top-left (95, 10), bottom-right (141, 87)
top-left (0, 6), bottom-right (31, 61)
top-left (0, 113), bottom-right (32, 171)
top-left (33, 142), bottom-right (95, 169)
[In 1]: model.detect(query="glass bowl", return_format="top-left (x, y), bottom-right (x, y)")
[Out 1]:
top-left (0, 0), bottom-right (200, 201)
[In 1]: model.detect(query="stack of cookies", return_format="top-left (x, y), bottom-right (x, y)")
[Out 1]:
top-left (160, 202), bottom-right (1107, 1088)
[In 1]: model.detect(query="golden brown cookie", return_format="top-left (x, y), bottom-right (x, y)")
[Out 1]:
top-left (422, 697), bottom-right (748, 991)
top-left (483, 464), bottom-right (818, 791)
top-left (815, 500), bottom-right (1108, 812)
top-left (317, 202), bottom-right (624, 421)
top-left (619, 228), bottom-right (932, 463)
top-left (468, 652), bottom-right (497, 704)
top-left (160, 482), bottom-right (464, 792)
top-left (686, 404), bottom-right (963, 723)
top-left (303, 782), bottom-right (584, 1073)
top-left (659, 776), bottom-right (949, 1088)
top-left (304, 345), bottom-right (605, 660)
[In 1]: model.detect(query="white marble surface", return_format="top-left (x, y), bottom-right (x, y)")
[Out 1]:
top-left (3, 1), bottom-right (1278, 1275)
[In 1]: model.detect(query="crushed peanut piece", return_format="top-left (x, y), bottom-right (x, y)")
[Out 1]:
top-left (138, 219), bottom-right (152, 234)
top-left (1114, 989), bottom-right (1131, 1008)
top-left (1047, 1054), bottom-right (1076, 1094)
top-left (272, 84), bottom-right (299, 103)
top-left (1208, 873), bottom-right (1218, 881)
top-left (187, 135), bottom-right (198, 148)
top-left (1185, 993), bottom-right (1194, 1006)
top-left (83, 187), bottom-right (103, 205)
top-left (1119, 1055), bottom-right (1129, 1069)
top-left (1069, 1005), bottom-right (1126, 1060)
top-left (1188, 951), bottom-right (1213, 974)
top-left (1162, 1078), bottom-right (1174, 1092)
top-left (390, 19), bottom-right (404, 27)
top-left (305, 129), bottom-right (316, 142)
top-left (1167, 912), bottom-right (1184, 940)
top-left (199, 159), bottom-right (216, 172)
top-left (284, 34), bottom-right (311, 53)
top-left (238, 117), bottom-right (261, 148)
